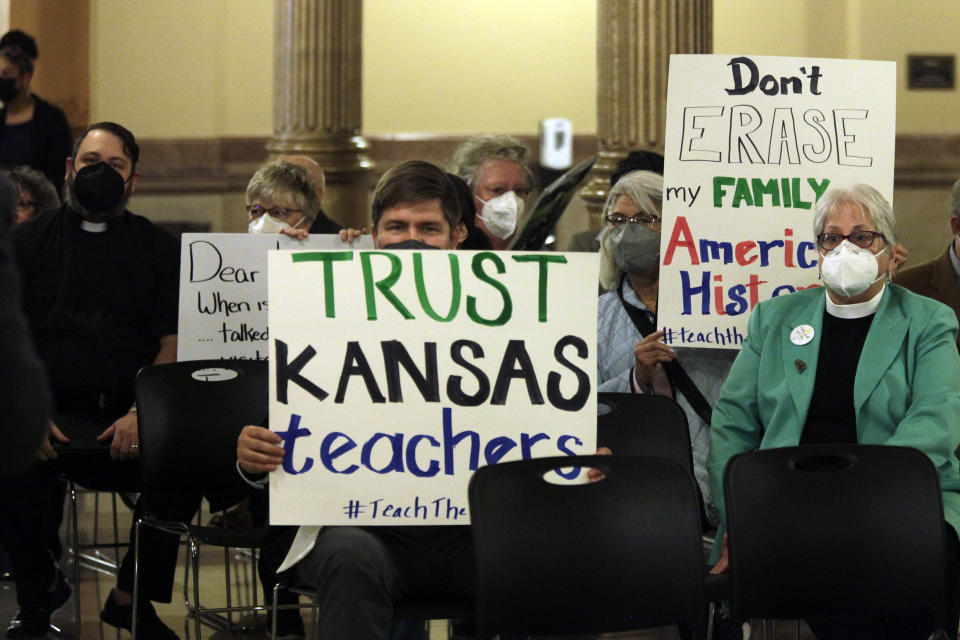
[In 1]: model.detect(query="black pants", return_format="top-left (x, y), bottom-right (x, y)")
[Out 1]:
top-left (0, 458), bottom-right (211, 610)
top-left (288, 525), bottom-right (474, 639)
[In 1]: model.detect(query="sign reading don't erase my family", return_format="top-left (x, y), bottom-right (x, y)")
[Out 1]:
top-left (268, 249), bottom-right (598, 526)
top-left (658, 55), bottom-right (896, 348)
top-left (177, 233), bottom-right (374, 361)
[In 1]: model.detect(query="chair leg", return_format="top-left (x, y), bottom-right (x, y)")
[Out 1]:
top-left (70, 483), bottom-right (82, 639)
top-left (191, 538), bottom-right (202, 640)
top-left (132, 518), bottom-right (141, 640)
top-left (223, 546), bottom-right (233, 631)
top-left (271, 583), bottom-right (280, 640)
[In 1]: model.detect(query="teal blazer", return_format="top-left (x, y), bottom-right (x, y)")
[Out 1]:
top-left (708, 284), bottom-right (960, 539)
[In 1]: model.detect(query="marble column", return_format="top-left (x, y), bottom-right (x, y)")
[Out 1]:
top-left (581, 0), bottom-right (712, 226)
top-left (268, 0), bottom-right (372, 229)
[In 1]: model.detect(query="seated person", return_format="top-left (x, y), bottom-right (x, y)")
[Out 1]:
top-left (708, 184), bottom-right (960, 638)
top-left (596, 169), bottom-right (734, 526)
top-left (274, 154), bottom-right (344, 235)
top-left (447, 172), bottom-right (490, 250)
top-left (450, 134), bottom-right (534, 250)
top-left (239, 161), bottom-right (472, 639)
top-left (1, 165), bottom-right (59, 225)
top-left (246, 161), bottom-right (318, 240)
top-left (239, 160), bottom-right (605, 638)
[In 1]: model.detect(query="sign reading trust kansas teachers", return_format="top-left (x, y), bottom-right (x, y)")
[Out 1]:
top-left (658, 55), bottom-right (896, 349)
top-left (268, 249), bottom-right (598, 526)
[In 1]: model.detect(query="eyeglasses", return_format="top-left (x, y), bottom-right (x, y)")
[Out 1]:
top-left (816, 230), bottom-right (885, 251)
top-left (16, 200), bottom-right (35, 212)
top-left (246, 205), bottom-right (302, 220)
top-left (605, 213), bottom-right (661, 227)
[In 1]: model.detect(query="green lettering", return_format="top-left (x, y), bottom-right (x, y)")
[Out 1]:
top-left (713, 176), bottom-right (736, 207)
top-left (467, 252), bottom-right (512, 326)
top-left (413, 253), bottom-right (461, 322)
top-left (732, 178), bottom-right (754, 208)
top-left (808, 177), bottom-right (831, 203)
top-left (360, 252), bottom-right (414, 321)
top-left (291, 251), bottom-right (353, 318)
top-left (750, 178), bottom-right (781, 207)
top-left (511, 254), bottom-right (567, 322)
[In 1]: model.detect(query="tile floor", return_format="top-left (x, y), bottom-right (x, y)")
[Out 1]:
top-left (0, 490), bottom-right (814, 640)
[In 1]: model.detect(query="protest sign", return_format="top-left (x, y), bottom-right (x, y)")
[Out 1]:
top-left (659, 55), bottom-right (896, 348)
top-left (177, 233), bottom-right (373, 361)
top-left (267, 249), bottom-right (598, 525)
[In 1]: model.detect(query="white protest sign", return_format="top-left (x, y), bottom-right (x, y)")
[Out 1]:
top-left (659, 55), bottom-right (896, 348)
top-left (268, 249), bottom-right (598, 525)
top-left (177, 233), bottom-right (374, 361)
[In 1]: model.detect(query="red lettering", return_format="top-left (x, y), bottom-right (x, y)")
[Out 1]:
top-left (735, 240), bottom-right (757, 266)
top-left (746, 273), bottom-right (769, 310)
top-left (784, 228), bottom-right (795, 267)
top-left (713, 274), bottom-right (726, 316)
top-left (663, 216), bottom-right (700, 266)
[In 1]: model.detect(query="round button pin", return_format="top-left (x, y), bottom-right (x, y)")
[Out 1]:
top-left (790, 324), bottom-right (815, 346)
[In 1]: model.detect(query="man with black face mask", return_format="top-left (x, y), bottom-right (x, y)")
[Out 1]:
top-left (4, 122), bottom-right (187, 640)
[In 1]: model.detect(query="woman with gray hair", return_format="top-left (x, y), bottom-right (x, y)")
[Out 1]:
top-left (708, 184), bottom-right (960, 637)
top-left (245, 161), bottom-right (318, 239)
top-left (597, 170), bottom-right (736, 526)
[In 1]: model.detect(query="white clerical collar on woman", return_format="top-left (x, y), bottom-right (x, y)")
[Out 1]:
top-left (825, 284), bottom-right (885, 319)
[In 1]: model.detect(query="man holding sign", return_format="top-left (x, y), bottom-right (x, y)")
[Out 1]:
top-left (238, 161), bottom-right (472, 639)
top-left (238, 160), bottom-right (604, 638)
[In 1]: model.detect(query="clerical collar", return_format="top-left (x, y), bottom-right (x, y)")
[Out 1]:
top-left (80, 220), bottom-right (108, 233)
top-left (825, 284), bottom-right (885, 319)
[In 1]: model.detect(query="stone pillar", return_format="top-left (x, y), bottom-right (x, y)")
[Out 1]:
top-left (268, 0), bottom-right (372, 229)
top-left (581, 0), bottom-right (712, 226)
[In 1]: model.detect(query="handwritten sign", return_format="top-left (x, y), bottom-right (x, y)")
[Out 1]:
top-left (659, 55), bottom-right (896, 348)
top-left (268, 249), bottom-right (598, 525)
top-left (177, 233), bottom-right (373, 361)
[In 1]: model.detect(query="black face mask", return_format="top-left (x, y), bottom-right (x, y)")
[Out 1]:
top-left (0, 77), bottom-right (18, 103)
top-left (380, 239), bottom-right (441, 251)
top-left (72, 162), bottom-right (126, 213)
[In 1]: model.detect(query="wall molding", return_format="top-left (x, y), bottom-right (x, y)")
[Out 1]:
top-left (134, 133), bottom-right (960, 194)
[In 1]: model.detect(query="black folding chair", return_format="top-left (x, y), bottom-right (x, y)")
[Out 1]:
top-left (469, 454), bottom-right (708, 639)
top-left (132, 359), bottom-right (269, 640)
top-left (724, 444), bottom-right (948, 638)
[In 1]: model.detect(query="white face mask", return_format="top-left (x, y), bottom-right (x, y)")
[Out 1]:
top-left (820, 240), bottom-right (886, 298)
top-left (476, 191), bottom-right (524, 239)
top-left (248, 214), bottom-right (305, 234)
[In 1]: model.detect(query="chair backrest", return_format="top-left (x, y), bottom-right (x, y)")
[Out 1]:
top-left (469, 454), bottom-right (707, 638)
top-left (136, 359), bottom-right (268, 492)
top-left (724, 444), bottom-right (946, 628)
top-left (597, 392), bottom-right (693, 474)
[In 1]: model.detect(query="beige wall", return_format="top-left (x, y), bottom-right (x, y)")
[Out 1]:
top-left (362, 0), bottom-right (596, 135)
top-left (715, 0), bottom-right (960, 135)
top-left (87, 0), bottom-right (596, 138)
top-left (90, 0), bottom-right (272, 137)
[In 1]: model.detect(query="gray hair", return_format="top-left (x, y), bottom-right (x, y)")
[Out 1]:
top-left (450, 134), bottom-right (534, 192)
top-left (951, 179), bottom-right (960, 220)
top-left (245, 161), bottom-right (318, 221)
top-left (598, 170), bottom-right (664, 290)
top-left (812, 184), bottom-right (897, 245)
top-left (2, 166), bottom-right (59, 213)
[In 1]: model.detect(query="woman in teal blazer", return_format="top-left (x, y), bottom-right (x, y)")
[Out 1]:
top-left (708, 184), bottom-right (960, 636)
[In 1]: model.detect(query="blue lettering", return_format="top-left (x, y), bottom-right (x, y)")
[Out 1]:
top-left (277, 414), bottom-right (314, 475)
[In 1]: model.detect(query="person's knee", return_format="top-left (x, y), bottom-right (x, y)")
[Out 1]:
top-left (301, 528), bottom-right (393, 591)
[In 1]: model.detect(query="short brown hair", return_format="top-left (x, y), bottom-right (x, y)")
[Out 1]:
top-left (371, 160), bottom-right (461, 230)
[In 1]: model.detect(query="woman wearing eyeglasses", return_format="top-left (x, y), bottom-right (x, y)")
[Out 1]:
top-left (597, 170), bottom-right (736, 527)
top-left (708, 184), bottom-right (960, 638)
top-left (245, 161), bottom-right (317, 240)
